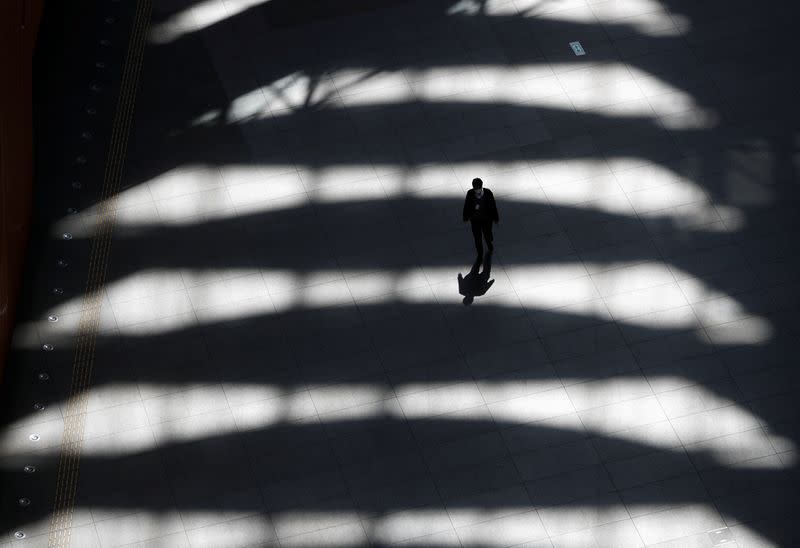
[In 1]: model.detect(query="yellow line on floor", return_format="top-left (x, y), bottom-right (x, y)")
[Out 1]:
top-left (48, 1), bottom-right (152, 545)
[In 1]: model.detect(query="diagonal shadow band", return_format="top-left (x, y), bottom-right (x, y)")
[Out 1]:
top-left (6, 297), bottom-right (797, 429)
top-left (1, 414), bottom-right (797, 541)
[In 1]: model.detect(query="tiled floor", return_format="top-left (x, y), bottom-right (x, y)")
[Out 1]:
top-left (2, 0), bottom-right (799, 546)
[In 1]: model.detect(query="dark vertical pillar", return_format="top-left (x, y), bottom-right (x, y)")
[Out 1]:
top-left (0, 0), bottom-right (42, 377)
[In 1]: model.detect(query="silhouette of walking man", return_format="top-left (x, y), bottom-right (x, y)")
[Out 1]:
top-left (462, 178), bottom-right (499, 262)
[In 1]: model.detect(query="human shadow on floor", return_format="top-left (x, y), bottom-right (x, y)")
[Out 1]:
top-left (458, 253), bottom-right (494, 306)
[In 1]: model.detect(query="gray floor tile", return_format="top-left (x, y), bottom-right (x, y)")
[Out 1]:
top-left (719, 340), bottom-right (794, 377)
top-left (120, 531), bottom-right (192, 548)
top-left (606, 449), bottom-right (695, 491)
top-left (455, 510), bottom-right (549, 547)
top-left (488, 387), bottom-right (575, 424)
top-left (543, 322), bottom-right (628, 362)
top-left (655, 378), bottom-right (743, 419)
top-left (278, 522), bottom-right (368, 546)
top-left (142, 384), bottom-right (230, 425)
top-left (631, 504), bottom-right (726, 546)
top-left (553, 347), bottom-right (640, 382)
top-left (550, 518), bottom-right (644, 548)
top-left (643, 354), bottom-right (730, 393)
top-left (369, 505), bottom-right (455, 545)
top-left (732, 365), bottom-right (800, 401)
top-left (342, 451), bottom-right (430, 496)
top-left (528, 298), bottom-right (615, 338)
top-left (388, 528), bottom-right (462, 546)
top-left (272, 498), bottom-right (361, 540)
top-left (260, 471), bottom-right (349, 514)
top-left (464, 339), bottom-right (552, 378)
top-left (713, 485), bottom-right (796, 528)
top-left (669, 405), bottom-right (764, 445)
top-left (591, 263), bottom-right (676, 298)
top-left (476, 366), bottom-right (564, 404)
top-left (686, 428), bottom-right (777, 470)
top-left (423, 430), bottom-right (509, 473)
top-left (308, 382), bottom-right (391, 415)
top-left (526, 464), bottom-right (615, 507)
top-left (696, 453), bottom-right (788, 501)
top-left (500, 412), bottom-right (588, 455)
top-left (517, 275), bottom-right (601, 312)
top-left (591, 419), bottom-right (681, 463)
top-left (409, 403), bottom-right (497, 447)
top-left (538, 493), bottom-right (631, 538)
top-left (747, 393), bottom-right (800, 426)
top-left (445, 485), bottom-right (533, 529)
top-left (94, 511), bottom-right (185, 548)
top-left (631, 329), bottom-right (714, 368)
top-left (565, 373), bottom-right (654, 412)
top-left (700, 310), bottom-right (776, 345)
top-left (396, 380), bottom-right (485, 419)
top-left (111, 292), bottom-right (195, 328)
top-left (514, 439), bottom-right (601, 482)
top-left (621, 305), bottom-right (700, 345)
top-left (434, 455), bottom-right (522, 501)
top-left (352, 479), bottom-right (441, 517)
top-left (579, 395), bottom-right (667, 435)
top-left (603, 283), bottom-right (688, 321)
top-left (620, 471), bottom-right (711, 519)
top-left (83, 401), bottom-right (151, 440)
top-left (184, 513), bottom-right (275, 548)
top-left (178, 488), bottom-right (265, 531)
top-left (454, 314), bottom-right (538, 355)
top-left (150, 408), bottom-right (238, 447)
top-left (728, 516), bottom-right (800, 548)
top-left (329, 421), bottom-right (418, 465)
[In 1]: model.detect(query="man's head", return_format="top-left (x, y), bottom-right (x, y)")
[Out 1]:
top-left (472, 178), bottom-right (483, 190)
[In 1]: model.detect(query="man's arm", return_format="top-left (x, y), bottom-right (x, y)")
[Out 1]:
top-left (462, 190), bottom-right (472, 222)
top-left (488, 190), bottom-right (499, 223)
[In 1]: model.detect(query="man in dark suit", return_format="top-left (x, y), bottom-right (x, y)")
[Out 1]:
top-left (462, 177), bottom-right (499, 262)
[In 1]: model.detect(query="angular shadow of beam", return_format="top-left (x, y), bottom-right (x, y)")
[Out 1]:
top-left (1, 415), bottom-right (797, 544)
top-left (7, 296), bottom-right (796, 435)
top-left (87, 196), bottom-right (736, 281)
top-left (137, 0), bottom-right (800, 166)
top-left (39, 169), bottom-right (781, 318)
top-left (26, 192), bottom-right (788, 362)
top-left (124, 99), bottom-right (737, 199)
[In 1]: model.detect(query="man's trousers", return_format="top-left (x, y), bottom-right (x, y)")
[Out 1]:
top-left (471, 220), bottom-right (494, 259)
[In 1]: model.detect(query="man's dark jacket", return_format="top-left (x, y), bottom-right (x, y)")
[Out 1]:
top-left (462, 188), bottom-right (499, 223)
